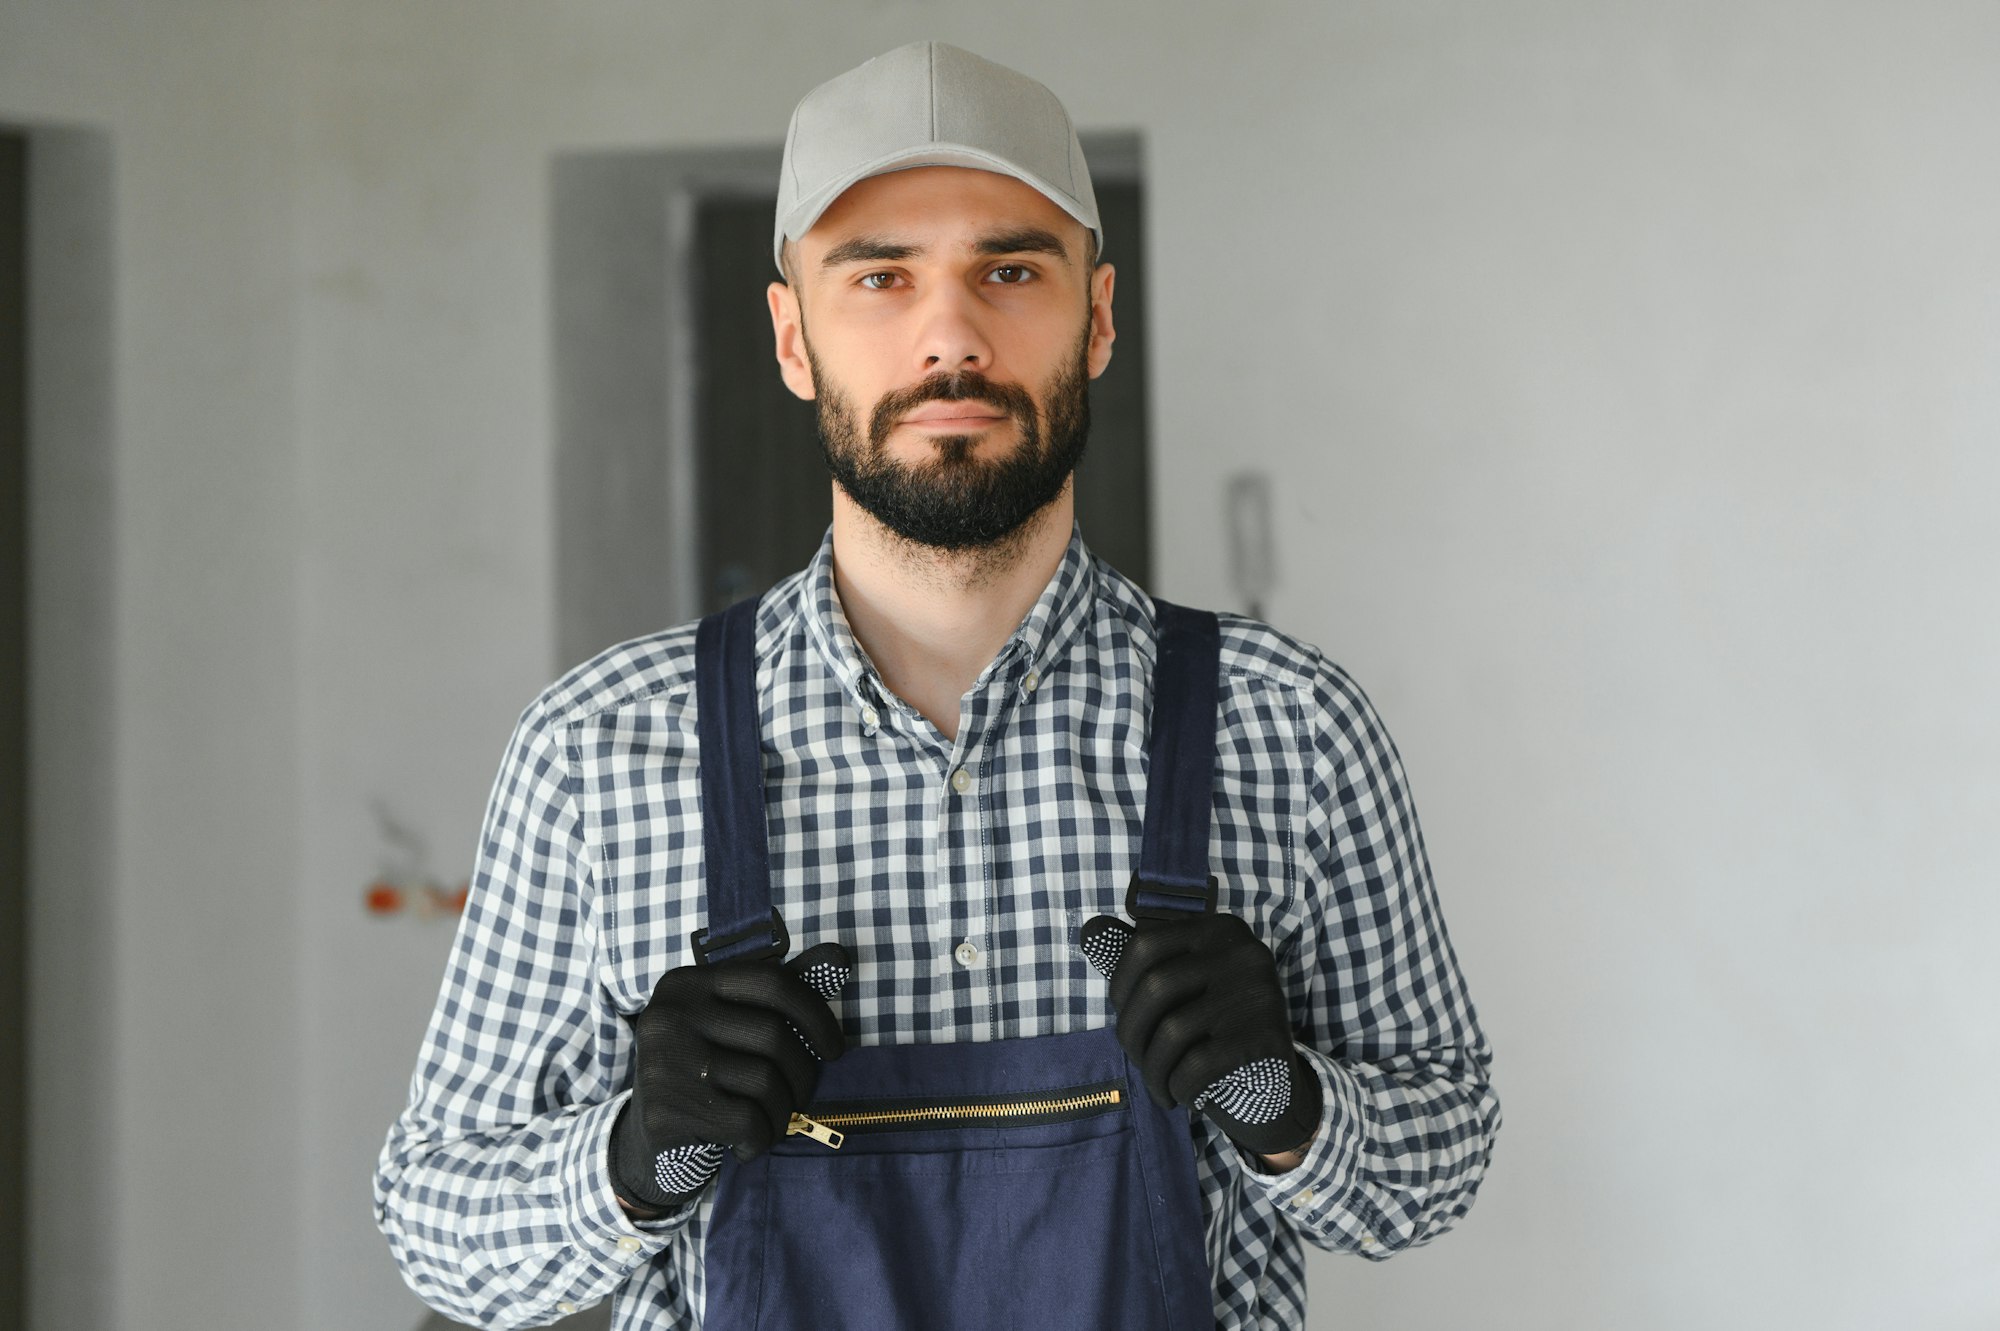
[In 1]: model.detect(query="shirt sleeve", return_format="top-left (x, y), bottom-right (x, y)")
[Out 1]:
top-left (374, 700), bottom-right (695, 1327)
top-left (1236, 657), bottom-right (1502, 1259)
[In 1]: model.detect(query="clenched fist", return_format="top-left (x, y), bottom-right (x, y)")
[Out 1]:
top-left (611, 942), bottom-right (852, 1209)
top-left (1081, 913), bottom-right (1322, 1158)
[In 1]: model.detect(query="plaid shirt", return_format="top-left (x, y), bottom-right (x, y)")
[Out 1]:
top-left (375, 527), bottom-right (1500, 1330)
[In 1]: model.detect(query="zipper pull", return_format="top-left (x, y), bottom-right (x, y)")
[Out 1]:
top-left (787, 1113), bottom-right (845, 1149)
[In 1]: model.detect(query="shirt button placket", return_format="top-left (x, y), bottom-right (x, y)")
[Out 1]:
top-left (940, 761), bottom-right (982, 1003)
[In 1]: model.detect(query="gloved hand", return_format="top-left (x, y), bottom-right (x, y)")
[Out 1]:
top-left (1080, 913), bottom-right (1323, 1158)
top-left (611, 942), bottom-right (852, 1210)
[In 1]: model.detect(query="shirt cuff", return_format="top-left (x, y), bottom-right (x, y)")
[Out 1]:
top-left (558, 1092), bottom-right (702, 1260)
top-left (1235, 1046), bottom-right (1368, 1230)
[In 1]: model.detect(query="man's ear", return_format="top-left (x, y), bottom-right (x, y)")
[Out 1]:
top-left (768, 281), bottom-right (817, 401)
top-left (1086, 263), bottom-right (1117, 379)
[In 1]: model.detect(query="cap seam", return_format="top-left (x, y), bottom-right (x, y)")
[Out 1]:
top-left (784, 113), bottom-right (799, 197)
top-left (1062, 108), bottom-right (1077, 192)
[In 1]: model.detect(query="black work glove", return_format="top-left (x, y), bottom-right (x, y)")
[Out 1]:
top-left (611, 942), bottom-right (852, 1210)
top-left (1080, 913), bottom-right (1323, 1158)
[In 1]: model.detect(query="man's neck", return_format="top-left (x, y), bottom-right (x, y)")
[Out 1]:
top-left (829, 486), bottom-right (1074, 743)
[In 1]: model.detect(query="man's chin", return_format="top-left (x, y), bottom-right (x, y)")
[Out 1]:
top-left (872, 513), bottom-right (1049, 556)
top-left (833, 473), bottom-right (1068, 555)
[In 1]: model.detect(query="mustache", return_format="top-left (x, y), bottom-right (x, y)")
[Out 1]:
top-left (868, 370), bottom-right (1038, 446)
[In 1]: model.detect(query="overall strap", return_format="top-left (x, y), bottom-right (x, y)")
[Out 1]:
top-left (691, 596), bottom-right (789, 964)
top-left (1129, 599), bottom-right (1222, 920)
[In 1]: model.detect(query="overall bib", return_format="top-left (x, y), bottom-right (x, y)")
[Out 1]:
top-left (688, 597), bottom-right (1223, 1331)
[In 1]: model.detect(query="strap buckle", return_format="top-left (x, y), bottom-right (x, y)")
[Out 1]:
top-left (691, 908), bottom-right (790, 965)
top-left (1125, 872), bottom-right (1219, 922)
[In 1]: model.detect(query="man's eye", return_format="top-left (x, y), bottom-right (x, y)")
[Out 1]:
top-left (987, 265), bottom-right (1034, 285)
top-left (859, 272), bottom-right (898, 290)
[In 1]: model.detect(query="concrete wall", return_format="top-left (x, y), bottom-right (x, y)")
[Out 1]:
top-left (7, 1), bottom-right (1998, 1328)
top-left (1, 3), bottom-right (303, 1330)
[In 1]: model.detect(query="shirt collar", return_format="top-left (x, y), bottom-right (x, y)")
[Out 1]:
top-left (795, 522), bottom-right (1100, 710)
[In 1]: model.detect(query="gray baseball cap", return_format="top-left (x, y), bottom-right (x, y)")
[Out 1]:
top-left (774, 41), bottom-right (1102, 274)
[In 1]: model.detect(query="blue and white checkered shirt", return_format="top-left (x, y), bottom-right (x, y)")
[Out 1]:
top-left (375, 527), bottom-right (1500, 1329)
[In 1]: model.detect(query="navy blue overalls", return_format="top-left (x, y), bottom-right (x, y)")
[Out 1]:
top-left (687, 597), bottom-right (1224, 1331)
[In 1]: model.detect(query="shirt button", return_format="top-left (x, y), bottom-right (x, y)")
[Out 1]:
top-left (949, 767), bottom-right (972, 794)
top-left (1291, 1188), bottom-right (1316, 1208)
top-left (556, 1302), bottom-right (577, 1315)
top-left (954, 940), bottom-right (981, 967)
top-left (1022, 669), bottom-right (1039, 693)
top-left (616, 1236), bottom-right (641, 1253)
top-left (860, 705), bottom-right (879, 729)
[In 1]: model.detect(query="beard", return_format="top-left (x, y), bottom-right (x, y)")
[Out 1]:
top-left (807, 324), bottom-right (1092, 552)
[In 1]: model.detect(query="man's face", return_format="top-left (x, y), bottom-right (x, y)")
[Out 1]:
top-left (768, 166), bottom-right (1116, 551)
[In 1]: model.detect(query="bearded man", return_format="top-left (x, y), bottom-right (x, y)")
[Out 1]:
top-left (377, 41), bottom-right (1499, 1331)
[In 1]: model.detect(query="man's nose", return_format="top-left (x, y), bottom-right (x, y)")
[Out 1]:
top-left (912, 283), bottom-right (995, 376)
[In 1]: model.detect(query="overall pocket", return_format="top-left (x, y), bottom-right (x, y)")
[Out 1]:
top-left (784, 1079), bottom-right (1127, 1148)
top-left (710, 1078), bottom-right (1176, 1331)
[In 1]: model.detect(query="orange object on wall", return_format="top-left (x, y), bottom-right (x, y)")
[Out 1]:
top-left (364, 878), bottom-right (468, 919)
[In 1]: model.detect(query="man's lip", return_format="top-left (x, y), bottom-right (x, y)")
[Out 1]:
top-left (900, 405), bottom-right (1009, 427)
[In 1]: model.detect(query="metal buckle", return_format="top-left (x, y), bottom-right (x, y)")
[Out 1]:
top-left (1125, 872), bottom-right (1219, 921)
top-left (691, 908), bottom-right (789, 965)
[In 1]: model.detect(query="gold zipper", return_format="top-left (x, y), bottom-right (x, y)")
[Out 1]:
top-left (786, 1087), bottom-right (1123, 1151)
top-left (786, 1114), bottom-right (845, 1148)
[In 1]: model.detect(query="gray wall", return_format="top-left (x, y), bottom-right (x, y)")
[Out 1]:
top-left (3, 4), bottom-right (302, 1328)
top-left (5, 1), bottom-right (1998, 1328)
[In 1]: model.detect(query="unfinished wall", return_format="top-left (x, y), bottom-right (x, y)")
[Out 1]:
top-left (0, 2), bottom-right (303, 1329)
top-left (3, 1), bottom-right (1995, 1327)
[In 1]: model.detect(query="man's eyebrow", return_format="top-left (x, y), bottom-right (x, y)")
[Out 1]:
top-left (818, 227), bottom-right (1077, 271)
top-left (820, 236), bottom-right (922, 269)
top-left (973, 227), bottom-right (1074, 265)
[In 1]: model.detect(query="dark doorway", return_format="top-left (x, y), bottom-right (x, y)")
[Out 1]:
top-left (1, 127), bottom-right (30, 1331)
top-left (690, 182), bottom-right (1152, 615)
top-left (4, 122), bottom-right (115, 1331)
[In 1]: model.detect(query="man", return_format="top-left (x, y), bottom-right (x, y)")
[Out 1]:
top-left (377, 41), bottom-right (1499, 1330)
